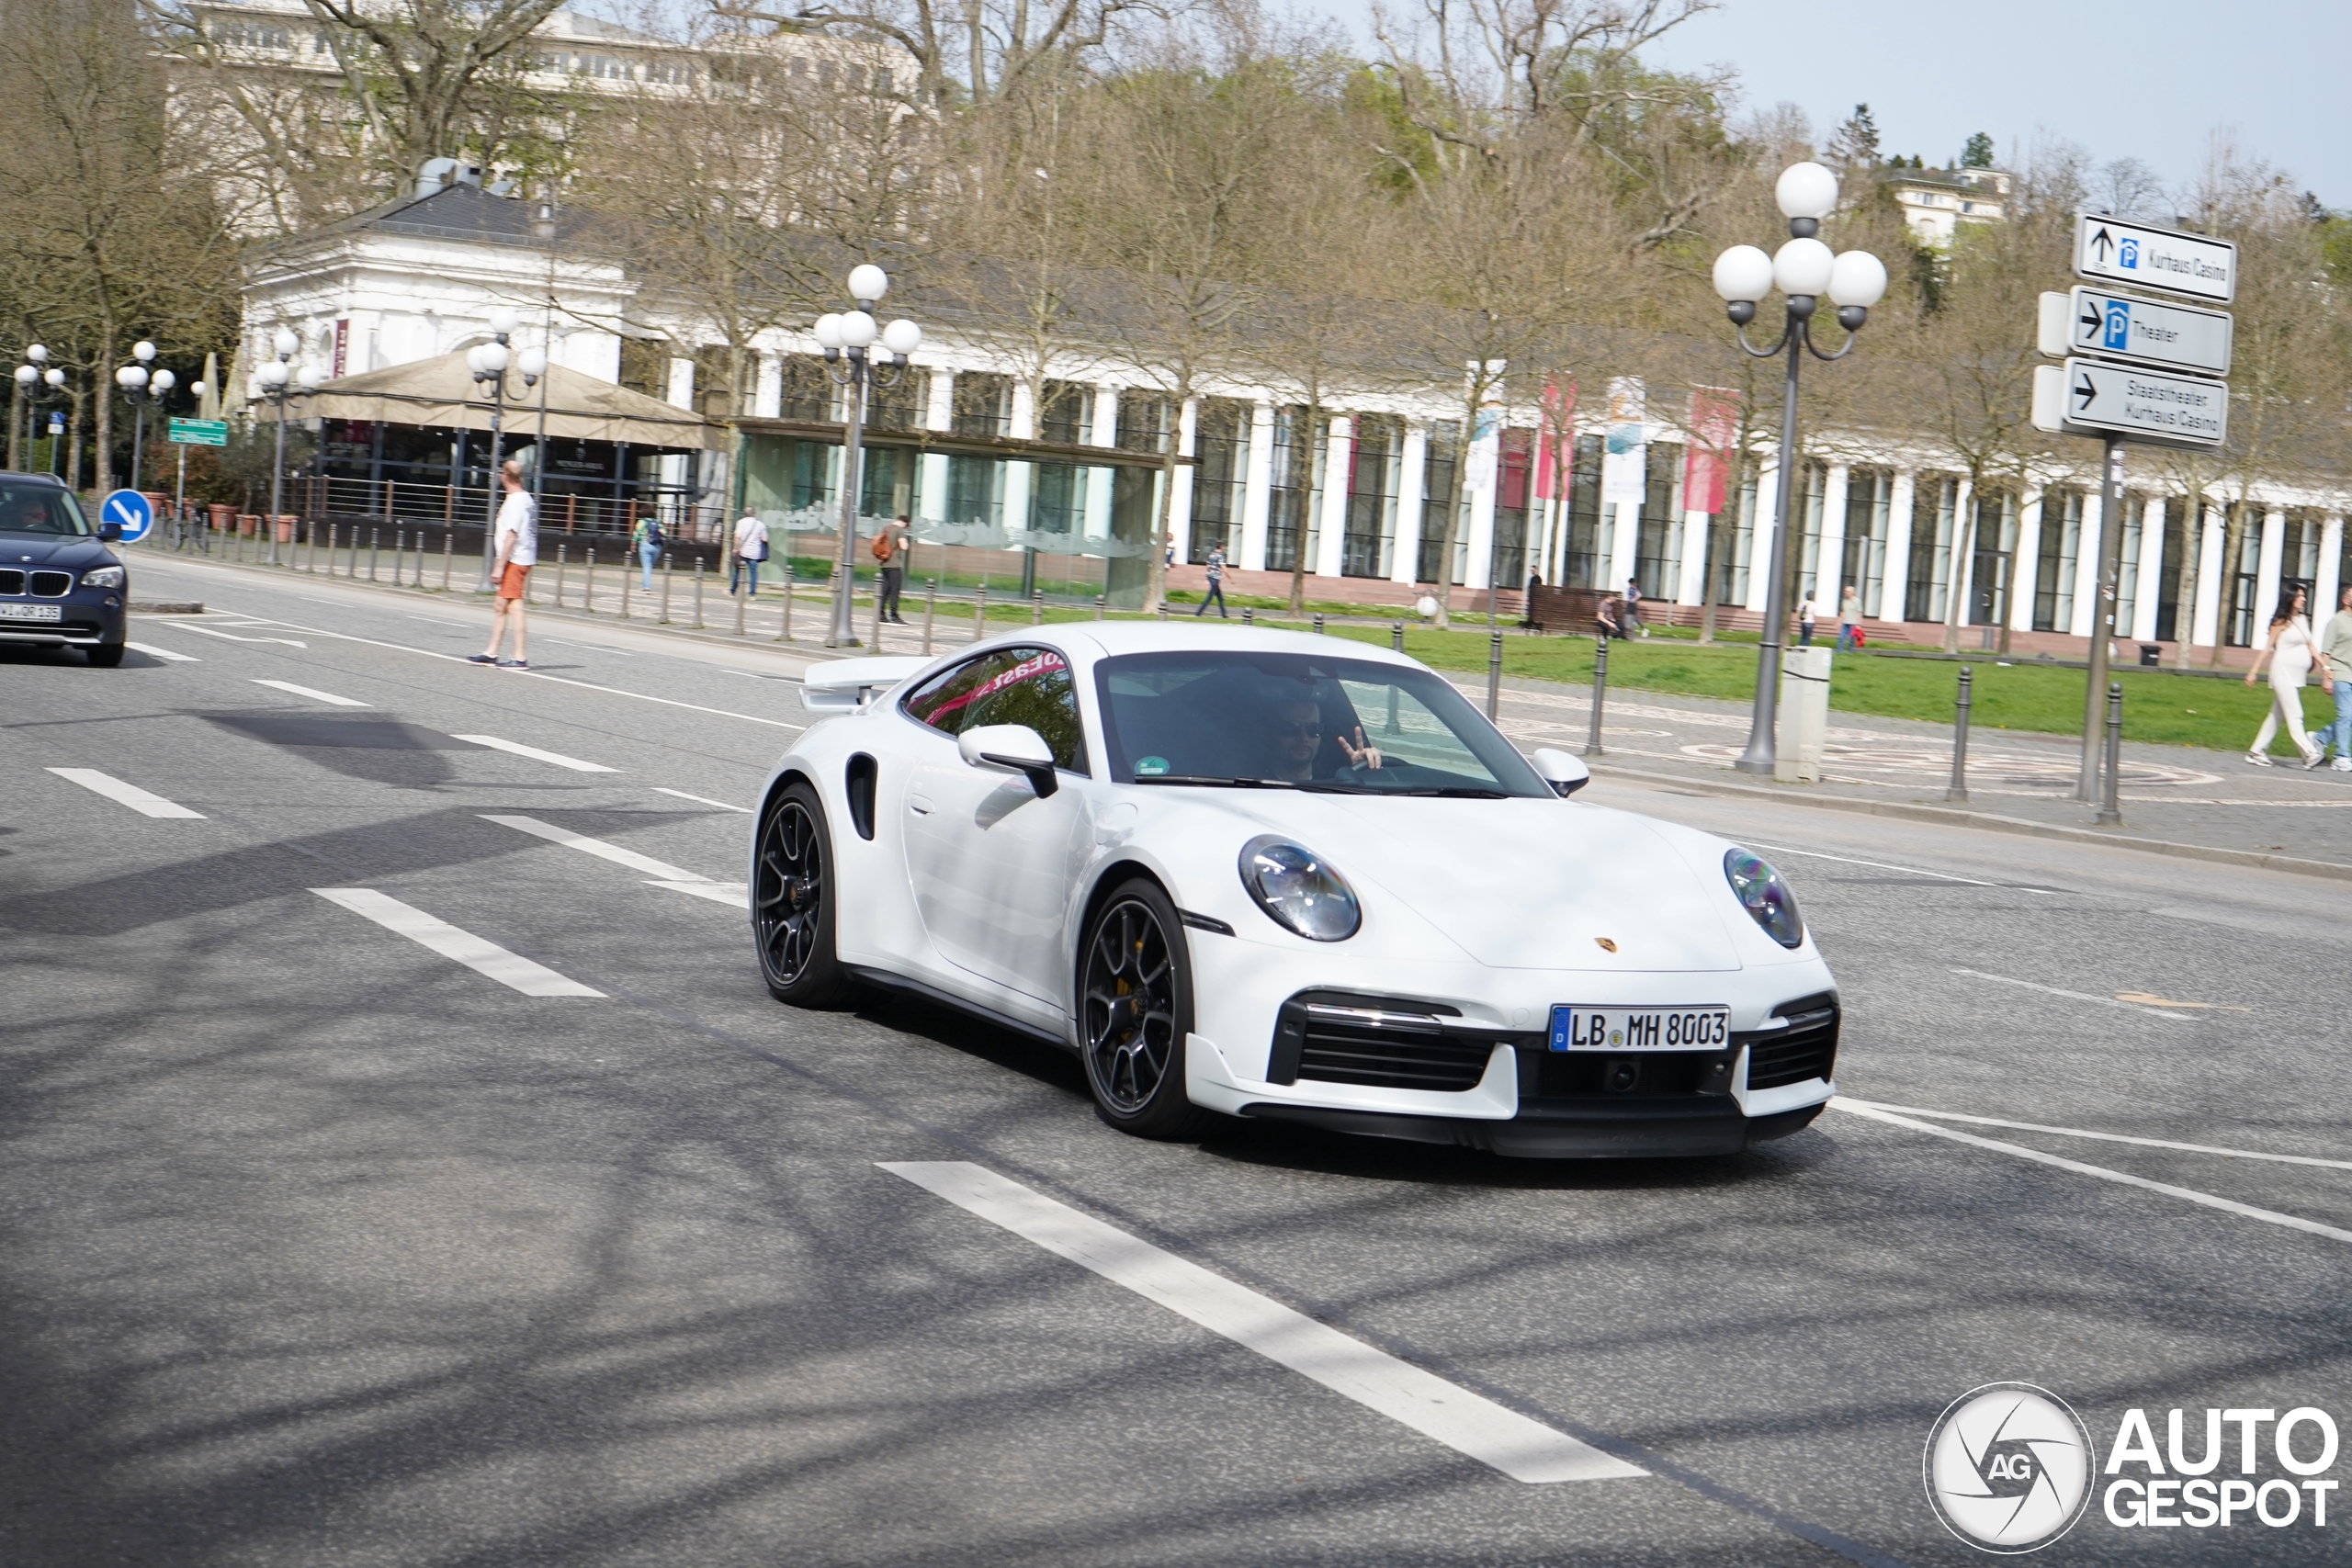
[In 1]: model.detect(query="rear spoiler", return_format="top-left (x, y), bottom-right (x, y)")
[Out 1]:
top-left (799, 655), bottom-right (931, 713)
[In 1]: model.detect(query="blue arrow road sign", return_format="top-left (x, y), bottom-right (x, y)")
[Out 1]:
top-left (100, 489), bottom-right (153, 543)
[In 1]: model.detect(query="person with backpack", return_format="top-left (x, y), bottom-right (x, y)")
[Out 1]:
top-left (873, 514), bottom-right (909, 623)
top-left (631, 512), bottom-right (662, 590)
top-left (732, 508), bottom-right (768, 596)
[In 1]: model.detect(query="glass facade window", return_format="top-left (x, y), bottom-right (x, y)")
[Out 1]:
top-left (1037, 380), bottom-right (1089, 446)
top-left (1906, 474), bottom-right (1960, 623)
top-left (1843, 467), bottom-right (1893, 618)
top-left (1795, 460), bottom-right (1827, 599)
top-left (1487, 428), bottom-right (1533, 590)
top-left (777, 355), bottom-right (836, 423)
top-left (1341, 414), bottom-right (1402, 579)
top-left (2226, 508), bottom-right (2261, 646)
top-left (1417, 420), bottom-right (1463, 584)
top-left (1560, 434), bottom-right (1603, 589)
top-left (1029, 463), bottom-right (1086, 536)
top-left (1635, 443), bottom-right (1684, 600)
top-left (865, 369), bottom-right (928, 434)
top-left (1969, 488), bottom-right (2018, 627)
top-left (1266, 405), bottom-right (1318, 575)
top-left (944, 453), bottom-right (1002, 528)
top-left (1718, 467), bottom-right (1757, 607)
top-left (1117, 391), bottom-right (1173, 454)
top-left (2154, 498), bottom-right (2185, 642)
top-left (1190, 398), bottom-right (1250, 565)
top-left (2114, 494), bottom-right (2144, 637)
top-left (2033, 489), bottom-right (2083, 632)
top-left (952, 372), bottom-right (1012, 437)
top-left (2283, 509), bottom-right (2324, 591)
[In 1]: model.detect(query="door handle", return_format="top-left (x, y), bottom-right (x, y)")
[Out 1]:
top-left (908, 792), bottom-right (933, 815)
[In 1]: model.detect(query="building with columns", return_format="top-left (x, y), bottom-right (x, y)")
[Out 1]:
top-left (237, 181), bottom-right (2352, 630)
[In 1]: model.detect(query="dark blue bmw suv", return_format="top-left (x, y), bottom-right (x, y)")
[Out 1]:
top-left (0, 473), bottom-right (128, 666)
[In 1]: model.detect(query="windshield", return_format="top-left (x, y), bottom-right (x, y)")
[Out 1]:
top-left (1094, 649), bottom-right (1551, 797)
top-left (0, 484), bottom-right (89, 537)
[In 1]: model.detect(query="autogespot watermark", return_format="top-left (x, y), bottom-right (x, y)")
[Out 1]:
top-left (1925, 1385), bottom-right (2341, 1552)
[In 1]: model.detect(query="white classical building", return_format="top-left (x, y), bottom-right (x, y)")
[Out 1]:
top-left (238, 181), bottom-right (2351, 637)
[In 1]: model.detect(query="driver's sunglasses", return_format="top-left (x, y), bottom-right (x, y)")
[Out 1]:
top-left (1277, 720), bottom-right (1323, 739)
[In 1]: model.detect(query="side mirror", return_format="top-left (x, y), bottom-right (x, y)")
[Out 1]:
top-left (1530, 747), bottom-right (1590, 797)
top-left (958, 723), bottom-right (1059, 797)
top-left (97, 522), bottom-right (123, 543)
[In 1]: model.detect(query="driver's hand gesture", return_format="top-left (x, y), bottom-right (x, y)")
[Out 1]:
top-left (1337, 725), bottom-right (1383, 770)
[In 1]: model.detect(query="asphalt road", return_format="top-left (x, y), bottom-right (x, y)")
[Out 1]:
top-left (5, 552), bottom-right (2347, 1567)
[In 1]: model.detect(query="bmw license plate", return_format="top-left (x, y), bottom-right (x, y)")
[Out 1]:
top-left (0, 604), bottom-right (61, 621)
top-left (1548, 1005), bottom-right (1730, 1052)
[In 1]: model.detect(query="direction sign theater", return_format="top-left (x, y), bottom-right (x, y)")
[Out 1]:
top-left (2037, 286), bottom-right (2232, 378)
top-left (2075, 215), bottom-right (2236, 303)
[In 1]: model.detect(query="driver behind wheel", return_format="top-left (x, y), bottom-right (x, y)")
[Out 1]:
top-left (1267, 691), bottom-right (1380, 782)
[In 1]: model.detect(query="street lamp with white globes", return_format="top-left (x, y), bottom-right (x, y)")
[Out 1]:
top-left (115, 341), bottom-right (169, 492)
top-left (467, 309), bottom-right (525, 589)
top-left (812, 264), bottom-right (922, 646)
top-left (1711, 161), bottom-right (1887, 775)
top-left (13, 343), bottom-right (62, 473)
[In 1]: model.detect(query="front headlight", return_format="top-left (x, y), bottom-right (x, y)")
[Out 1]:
top-left (81, 566), bottom-right (125, 589)
top-left (1238, 835), bottom-right (1360, 941)
top-left (1724, 847), bottom-right (1804, 949)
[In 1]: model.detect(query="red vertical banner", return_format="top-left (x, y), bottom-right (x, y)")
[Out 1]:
top-left (332, 319), bottom-right (349, 378)
top-left (1535, 377), bottom-right (1576, 501)
top-left (1684, 389), bottom-right (1738, 514)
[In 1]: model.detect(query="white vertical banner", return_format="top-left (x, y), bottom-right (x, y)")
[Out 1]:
top-left (1601, 378), bottom-right (1645, 588)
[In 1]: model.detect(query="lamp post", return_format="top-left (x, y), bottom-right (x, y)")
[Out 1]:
top-left (253, 327), bottom-right (313, 566)
top-left (115, 341), bottom-right (173, 492)
top-left (13, 344), bottom-right (59, 470)
top-left (468, 308), bottom-right (521, 590)
top-left (529, 194), bottom-right (559, 520)
top-left (1711, 162), bottom-right (1887, 776)
top-left (813, 263), bottom-right (922, 647)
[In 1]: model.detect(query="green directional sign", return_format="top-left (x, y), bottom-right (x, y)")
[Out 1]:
top-left (168, 417), bottom-right (228, 446)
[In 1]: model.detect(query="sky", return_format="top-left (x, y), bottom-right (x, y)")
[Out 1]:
top-left (1294, 0), bottom-right (2352, 208)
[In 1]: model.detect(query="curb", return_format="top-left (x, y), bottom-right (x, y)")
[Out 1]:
top-left (128, 600), bottom-right (204, 614)
top-left (1587, 761), bottom-right (2352, 885)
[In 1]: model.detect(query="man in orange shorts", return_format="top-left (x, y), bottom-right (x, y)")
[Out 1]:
top-left (470, 458), bottom-right (536, 669)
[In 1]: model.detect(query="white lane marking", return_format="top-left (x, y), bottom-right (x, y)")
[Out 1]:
top-left (252, 678), bottom-right (369, 707)
top-left (46, 767), bottom-right (205, 818)
top-left (1738, 840), bottom-right (2064, 896)
top-left (309, 888), bottom-right (602, 997)
top-left (125, 641), bottom-right (200, 661)
top-left (1838, 1098), bottom-right (2352, 1173)
top-left (1829, 1100), bottom-right (2352, 1247)
top-left (647, 879), bottom-right (749, 907)
top-left (482, 814), bottom-right (708, 882)
top-left (1951, 966), bottom-right (2193, 1020)
top-left (173, 624), bottom-right (308, 648)
top-left (542, 637), bottom-right (634, 655)
top-left (406, 615), bottom-right (468, 626)
top-left (654, 786), bottom-right (752, 812)
top-left (880, 1161), bottom-right (1645, 1484)
top-left (186, 604), bottom-right (808, 729)
top-left (451, 734), bottom-right (617, 773)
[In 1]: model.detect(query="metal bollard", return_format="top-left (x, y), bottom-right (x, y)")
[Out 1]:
top-left (870, 577), bottom-right (883, 646)
top-left (776, 560), bottom-right (794, 641)
top-left (1392, 620), bottom-right (1405, 652)
top-left (442, 531), bottom-right (453, 591)
top-left (661, 553), bottom-right (673, 623)
top-left (1243, 606), bottom-right (1254, 626)
top-left (582, 547), bottom-right (594, 613)
top-left (1094, 594), bottom-right (1105, 620)
top-left (1486, 629), bottom-right (1503, 718)
top-left (923, 579), bottom-right (936, 654)
top-left (1032, 589), bottom-right (1044, 626)
top-left (368, 527), bottom-right (379, 581)
top-left (1314, 613), bottom-right (1325, 635)
top-left (2097, 682), bottom-right (2125, 826)
top-left (1158, 603), bottom-right (1168, 622)
top-left (974, 582), bottom-right (988, 640)
top-left (555, 544), bottom-right (568, 608)
top-left (693, 555), bottom-right (706, 628)
top-left (1583, 637), bottom-right (1609, 757)
top-left (395, 529), bottom-right (406, 584)
top-left (1946, 667), bottom-right (1973, 803)
top-left (735, 567), bottom-right (748, 635)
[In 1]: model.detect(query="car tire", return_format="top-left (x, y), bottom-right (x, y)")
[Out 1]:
top-left (1079, 878), bottom-right (1210, 1140)
top-left (86, 642), bottom-right (125, 668)
top-left (752, 780), bottom-right (859, 1008)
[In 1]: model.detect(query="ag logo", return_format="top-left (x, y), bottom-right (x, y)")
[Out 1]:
top-left (1924, 1382), bottom-right (2096, 1553)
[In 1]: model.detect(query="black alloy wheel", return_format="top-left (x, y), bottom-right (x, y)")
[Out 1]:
top-left (86, 642), bottom-right (124, 668)
top-left (753, 782), bottom-right (854, 1006)
top-left (1079, 880), bottom-right (1207, 1138)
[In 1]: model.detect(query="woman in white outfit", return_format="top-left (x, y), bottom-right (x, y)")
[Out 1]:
top-left (2245, 583), bottom-right (2332, 767)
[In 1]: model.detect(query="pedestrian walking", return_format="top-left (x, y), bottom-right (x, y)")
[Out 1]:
top-left (1522, 570), bottom-right (1543, 628)
top-left (732, 508), bottom-right (768, 596)
top-left (1194, 543), bottom-right (1228, 618)
top-left (469, 459), bottom-right (535, 670)
top-left (2244, 582), bottom-right (2329, 768)
top-left (1836, 584), bottom-right (1860, 651)
top-left (1797, 592), bottom-right (1816, 648)
top-left (2319, 581), bottom-right (2352, 772)
top-left (1596, 596), bottom-right (1625, 640)
top-left (874, 514), bottom-right (910, 622)
top-left (631, 511), bottom-right (662, 590)
top-left (1621, 578), bottom-right (1645, 637)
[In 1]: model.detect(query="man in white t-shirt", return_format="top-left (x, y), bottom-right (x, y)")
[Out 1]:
top-left (470, 459), bottom-right (536, 668)
top-left (732, 509), bottom-right (769, 596)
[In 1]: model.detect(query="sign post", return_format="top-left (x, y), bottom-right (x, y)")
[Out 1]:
top-left (2032, 214), bottom-right (2239, 806)
top-left (166, 418), bottom-right (226, 535)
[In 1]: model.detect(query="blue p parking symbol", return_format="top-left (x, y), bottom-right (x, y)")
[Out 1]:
top-left (2102, 300), bottom-right (2131, 352)
top-left (2119, 237), bottom-right (2139, 269)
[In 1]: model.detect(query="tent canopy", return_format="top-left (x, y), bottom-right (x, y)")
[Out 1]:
top-left (258, 350), bottom-right (723, 451)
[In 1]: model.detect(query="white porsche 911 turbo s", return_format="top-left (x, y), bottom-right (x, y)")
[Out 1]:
top-left (750, 621), bottom-right (1838, 1157)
